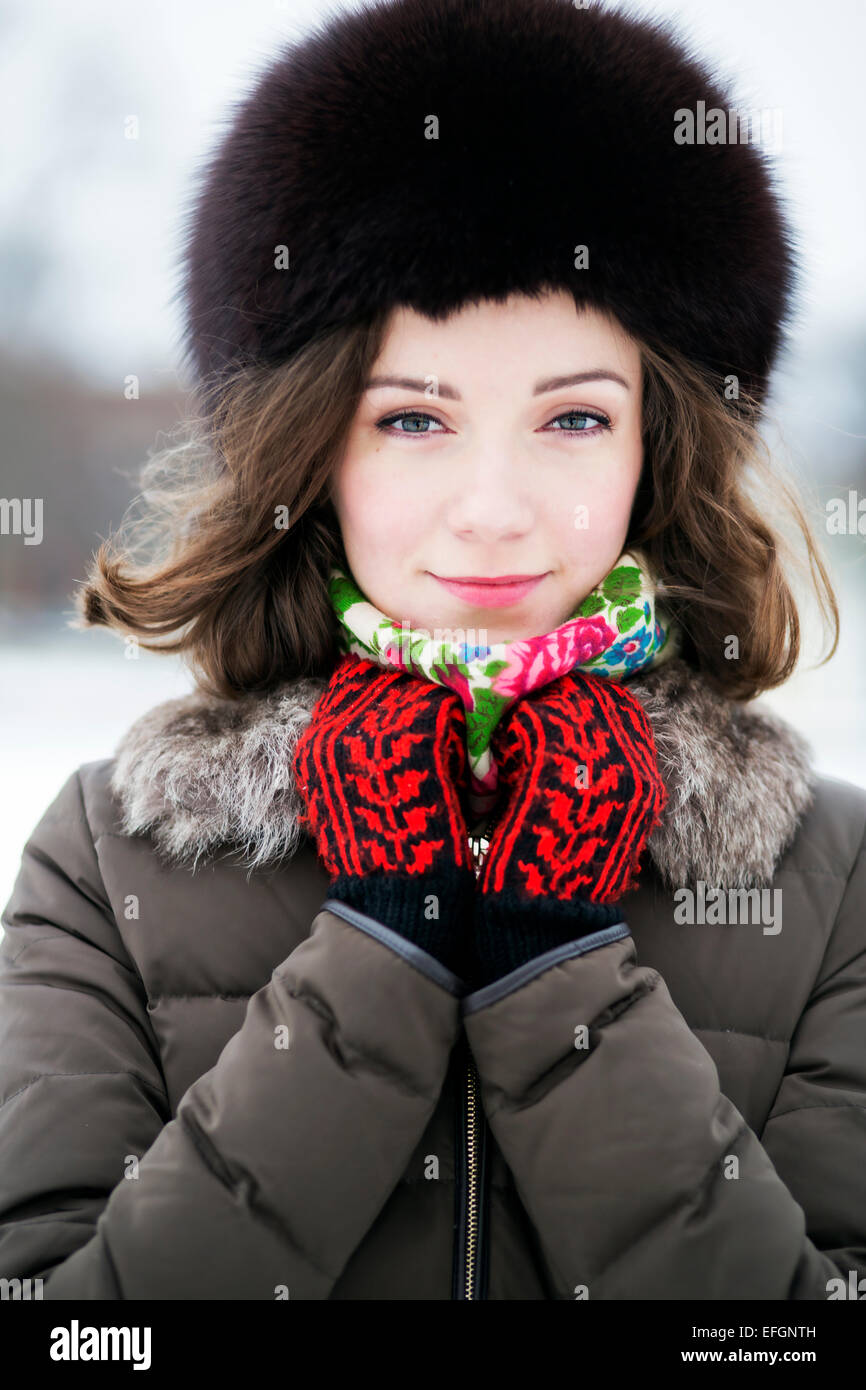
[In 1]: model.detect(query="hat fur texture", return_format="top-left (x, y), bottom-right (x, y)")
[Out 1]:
top-left (179, 0), bottom-right (798, 404)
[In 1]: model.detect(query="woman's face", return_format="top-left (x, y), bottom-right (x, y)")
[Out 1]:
top-left (331, 289), bottom-right (644, 645)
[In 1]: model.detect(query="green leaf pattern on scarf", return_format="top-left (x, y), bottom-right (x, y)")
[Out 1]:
top-left (466, 686), bottom-right (511, 761)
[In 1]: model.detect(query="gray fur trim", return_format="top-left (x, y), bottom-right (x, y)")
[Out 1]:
top-left (109, 675), bottom-right (328, 874)
top-left (108, 658), bottom-right (815, 889)
top-left (625, 660), bottom-right (815, 890)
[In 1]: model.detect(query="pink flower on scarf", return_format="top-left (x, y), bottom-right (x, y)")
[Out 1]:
top-left (492, 615), bottom-right (616, 701)
top-left (440, 663), bottom-right (474, 710)
top-left (381, 641), bottom-right (409, 669)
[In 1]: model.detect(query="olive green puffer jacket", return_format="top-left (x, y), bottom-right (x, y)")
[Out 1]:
top-left (1, 657), bottom-right (864, 1299)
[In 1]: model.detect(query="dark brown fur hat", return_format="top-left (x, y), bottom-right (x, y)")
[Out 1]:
top-left (178, 0), bottom-right (798, 407)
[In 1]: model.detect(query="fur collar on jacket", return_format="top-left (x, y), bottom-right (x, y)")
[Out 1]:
top-left (108, 657), bottom-right (816, 891)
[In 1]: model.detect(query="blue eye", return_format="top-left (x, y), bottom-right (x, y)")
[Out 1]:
top-left (544, 410), bottom-right (611, 434)
top-left (375, 411), bottom-right (446, 436)
top-left (373, 408), bottom-right (612, 438)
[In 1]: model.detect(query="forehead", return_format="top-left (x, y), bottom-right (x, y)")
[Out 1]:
top-left (370, 294), bottom-right (641, 386)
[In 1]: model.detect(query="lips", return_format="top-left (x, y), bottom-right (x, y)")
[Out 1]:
top-left (447, 574), bottom-right (539, 583)
top-left (430, 572), bottom-right (548, 609)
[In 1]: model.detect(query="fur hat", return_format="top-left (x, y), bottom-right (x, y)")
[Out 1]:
top-left (179, 0), bottom-right (798, 408)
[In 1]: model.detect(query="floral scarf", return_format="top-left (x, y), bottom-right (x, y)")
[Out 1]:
top-left (328, 550), bottom-right (680, 820)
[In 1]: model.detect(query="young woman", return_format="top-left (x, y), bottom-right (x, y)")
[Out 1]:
top-left (1, 0), bottom-right (864, 1301)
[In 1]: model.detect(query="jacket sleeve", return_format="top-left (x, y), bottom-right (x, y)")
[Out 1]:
top-left (461, 827), bottom-right (866, 1300)
top-left (0, 769), bottom-right (462, 1299)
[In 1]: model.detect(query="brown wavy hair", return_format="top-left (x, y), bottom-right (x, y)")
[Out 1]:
top-left (72, 304), bottom-right (839, 701)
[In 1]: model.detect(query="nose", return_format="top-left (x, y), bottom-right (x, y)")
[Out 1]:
top-left (445, 450), bottom-right (535, 544)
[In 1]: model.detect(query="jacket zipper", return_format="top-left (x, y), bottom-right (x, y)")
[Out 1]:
top-left (453, 816), bottom-right (494, 1299)
top-left (462, 1043), bottom-right (489, 1298)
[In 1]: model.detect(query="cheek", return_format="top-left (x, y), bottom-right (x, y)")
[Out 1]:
top-left (557, 465), bottom-right (640, 540)
top-left (334, 452), bottom-right (430, 557)
top-left (553, 435), bottom-right (642, 555)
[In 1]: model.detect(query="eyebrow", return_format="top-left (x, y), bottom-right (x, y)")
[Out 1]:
top-left (364, 370), bottom-right (631, 399)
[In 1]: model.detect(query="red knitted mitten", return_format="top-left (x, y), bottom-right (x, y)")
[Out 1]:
top-left (292, 653), bottom-right (476, 978)
top-left (471, 669), bottom-right (667, 987)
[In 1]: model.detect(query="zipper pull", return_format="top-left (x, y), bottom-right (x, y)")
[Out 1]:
top-left (467, 819), bottom-right (494, 880)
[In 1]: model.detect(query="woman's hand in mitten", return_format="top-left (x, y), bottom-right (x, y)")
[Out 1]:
top-left (471, 669), bottom-right (667, 988)
top-left (292, 653), bottom-right (476, 979)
